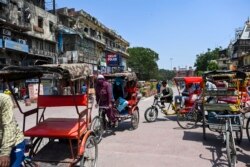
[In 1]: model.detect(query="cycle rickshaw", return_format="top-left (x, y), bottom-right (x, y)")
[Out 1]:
top-left (174, 77), bottom-right (203, 129)
top-left (91, 72), bottom-right (140, 143)
top-left (0, 64), bottom-right (97, 166)
top-left (202, 70), bottom-right (245, 167)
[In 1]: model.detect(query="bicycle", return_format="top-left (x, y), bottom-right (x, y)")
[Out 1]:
top-left (144, 94), bottom-right (176, 122)
top-left (213, 114), bottom-right (242, 167)
top-left (91, 106), bottom-right (109, 144)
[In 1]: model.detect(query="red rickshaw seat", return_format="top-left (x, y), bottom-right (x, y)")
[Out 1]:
top-left (24, 118), bottom-right (87, 139)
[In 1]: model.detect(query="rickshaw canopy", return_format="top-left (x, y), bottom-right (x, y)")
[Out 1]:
top-left (174, 77), bottom-right (203, 85)
top-left (0, 64), bottom-right (92, 82)
top-left (202, 70), bottom-right (247, 81)
top-left (104, 72), bottom-right (137, 81)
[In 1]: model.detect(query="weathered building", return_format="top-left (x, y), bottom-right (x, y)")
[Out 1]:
top-left (0, 0), bottom-right (57, 66)
top-left (173, 66), bottom-right (194, 77)
top-left (231, 20), bottom-right (250, 68)
top-left (217, 49), bottom-right (230, 70)
top-left (56, 8), bottom-right (129, 73)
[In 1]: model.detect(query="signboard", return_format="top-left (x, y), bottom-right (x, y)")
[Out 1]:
top-left (4, 39), bottom-right (29, 53)
top-left (0, 39), bottom-right (2, 48)
top-left (28, 84), bottom-right (43, 101)
top-left (0, 0), bottom-right (8, 5)
top-left (106, 54), bottom-right (120, 66)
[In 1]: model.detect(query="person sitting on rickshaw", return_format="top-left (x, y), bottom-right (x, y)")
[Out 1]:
top-left (205, 77), bottom-right (217, 103)
top-left (125, 80), bottom-right (138, 106)
top-left (113, 77), bottom-right (129, 113)
top-left (160, 81), bottom-right (173, 108)
top-left (95, 74), bottom-right (118, 127)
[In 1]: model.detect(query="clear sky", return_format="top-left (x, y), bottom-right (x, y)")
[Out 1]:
top-left (55, 0), bottom-right (250, 70)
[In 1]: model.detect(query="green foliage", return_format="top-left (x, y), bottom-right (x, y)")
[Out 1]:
top-left (207, 61), bottom-right (219, 71)
top-left (127, 47), bottom-right (159, 80)
top-left (194, 47), bottom-right (221, 72)
top-left (158, 69), bottom-right (176, 81)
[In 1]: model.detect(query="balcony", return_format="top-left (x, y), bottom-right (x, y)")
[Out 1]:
top-left (29, 48), bottom-right (57, 58)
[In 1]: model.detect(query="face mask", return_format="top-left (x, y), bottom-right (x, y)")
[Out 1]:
top-left (97, 79), bottom-right (104, 85)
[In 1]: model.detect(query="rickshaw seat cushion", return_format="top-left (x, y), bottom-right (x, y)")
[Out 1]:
top-left (24, 118), bottom-right (87, 138)
top-left (37, 95), bottom-right (87, 107)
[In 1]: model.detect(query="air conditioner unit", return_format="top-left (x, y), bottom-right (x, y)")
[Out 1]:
top-left (2, 29), bottom-right (11, 36)
top-left (18, 39), bottom-right (26, 45)
top-left (2, 36), bottom-right (11, 40)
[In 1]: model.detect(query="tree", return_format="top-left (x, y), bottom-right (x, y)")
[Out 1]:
top-left (194, 47), bottom-right (221, 72)
top-left (158, 69), bottom-right (176, 81)
top-left (207, 60), bottom-right (219, 71)
top-left (127, 47), bottom-right (159, 80)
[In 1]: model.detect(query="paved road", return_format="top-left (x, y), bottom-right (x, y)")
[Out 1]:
top-left (13, 87), bottom-right (250, 167)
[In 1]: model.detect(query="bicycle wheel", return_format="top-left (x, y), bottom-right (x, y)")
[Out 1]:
top-left (226, 131), bottom-right (237, 167)
top-left (144, 106), bottom-right (158, 122)
top-left (131, 109), bottom-right (139, 129)
top-left (90, 116), bottom-right (104, 144)
top-left (246, 118), bottom-right (250, 142)
top-left (176, 108), bottom-right (198, 129)
top-left (235, 127), bottom-right (243, 145)
top-left (80, 134), bottom-right (98, 167)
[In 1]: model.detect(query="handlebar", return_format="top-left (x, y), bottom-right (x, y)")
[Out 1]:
top-left (215, 113), bottom-right (241, 119)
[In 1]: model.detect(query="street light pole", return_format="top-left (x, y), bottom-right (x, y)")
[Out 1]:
top-left (170, 58), bottom-right (173, 70)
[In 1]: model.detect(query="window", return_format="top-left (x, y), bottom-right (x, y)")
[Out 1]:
top-left (49, 21), bottom-right (54, 32)
top-left (0, 58), bottom-right (6, 65)
top-left (38, 16), bottom-right (43, 28)
top-left (84, 27), bottom-right (89, 33)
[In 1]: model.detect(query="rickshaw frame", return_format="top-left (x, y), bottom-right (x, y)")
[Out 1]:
top-left (173, 76), bottom-right (203, 129)
top-left (91, 71), bottom-right (140, 143)
top-left (201, 70), bottom-right (246, 167)
top-left (0, 64), bottom-right (98, 167)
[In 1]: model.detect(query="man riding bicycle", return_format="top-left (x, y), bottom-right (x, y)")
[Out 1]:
top-left (160, 80), bottom-right (173, 108)
top-left (95, 74), bottom-right (118, 127)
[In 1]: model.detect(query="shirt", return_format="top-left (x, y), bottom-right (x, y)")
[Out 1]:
top-left (0, 93), bottom-right (24, 156)
top-left (206, 81), bottom-right (217, 90)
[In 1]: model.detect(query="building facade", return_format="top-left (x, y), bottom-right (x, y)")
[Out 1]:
top-left (173, 66), bottom-right (194, 77)
top-left (56, 8), bottom-right (130, 74)
top-left (0, 0), bottom-right (57, 66)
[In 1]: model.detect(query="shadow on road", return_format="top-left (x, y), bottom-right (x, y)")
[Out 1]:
top-left (102, 121), bottom-right (135, 138)
top-left (182, 130), bottom-right (250, 166)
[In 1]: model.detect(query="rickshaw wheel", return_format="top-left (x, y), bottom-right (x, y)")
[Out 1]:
top-left (235, 127), bottom-right (242, 145)
top-left (144, 106), bottom-right (158, 122)
top-left (246, 118), bottom-right (250, 142)
top-left (90, 116), bottom-right (104, 144)
top-left (131, 109), bottom-right (139, 129)
top-left (80, 134), bottom-right (98, 167)
top-left (226, 131), bottom-right (237, 167)
top-left (176, 108), bottom-right (198, 129)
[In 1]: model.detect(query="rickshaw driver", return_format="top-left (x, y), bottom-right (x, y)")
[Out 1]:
top-left (0, 93), bottom-right (25, 167)
top-left (160, 81), bottom-right (173, 108)
top-left (95, 74), bottom-right (118, 127)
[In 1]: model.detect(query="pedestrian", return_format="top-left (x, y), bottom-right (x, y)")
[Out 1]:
top-left (156, 81), bottom-right (161, 94)
top-left (81, 83), bottom-right (87, 95)
top-left (0, 93), bottom-right (25, 167)
top-left (95, 74), bottom-right (118, 127)
top-left (14, 86), bottom-right (19, 99)
top-left (20, 86), bottom-right (26, 100)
